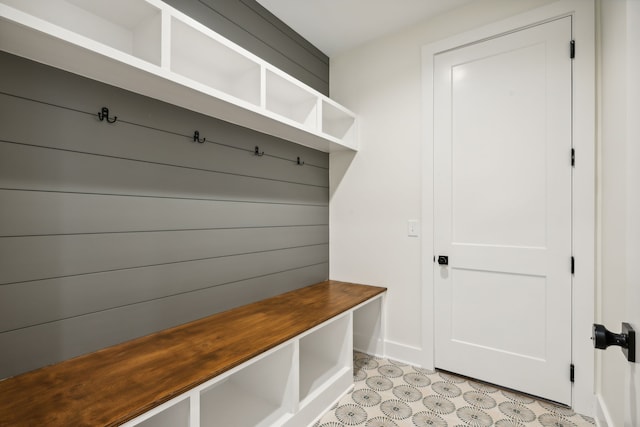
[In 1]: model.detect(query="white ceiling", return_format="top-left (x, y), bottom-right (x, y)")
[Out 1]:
top-left (256, 0), bottom-right (478, 57)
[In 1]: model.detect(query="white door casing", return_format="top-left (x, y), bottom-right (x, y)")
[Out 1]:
top-left (433, 17), bottom-right (572, 404)
top-left (596, 1), bottom-right (640, 425)
top-left (624, 4), bottom-right (640, 424)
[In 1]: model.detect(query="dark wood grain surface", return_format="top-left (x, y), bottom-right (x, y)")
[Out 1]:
top-left (0, 280), bottom-right (385, 426)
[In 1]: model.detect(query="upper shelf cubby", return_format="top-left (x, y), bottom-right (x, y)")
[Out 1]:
top-left (1, 0), bottom-right (162, 65)
top-left (265, 69), bottom-right (318, 130)
top-left (0, 0), bottom-right (358, 152)
top-left (321, 100), bottom-right (357, 149)
top-left (170, 16), bottom-right (261, 107)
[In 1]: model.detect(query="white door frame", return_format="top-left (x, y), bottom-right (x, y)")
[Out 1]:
top-left (420, 0), bottom-right (595, 416)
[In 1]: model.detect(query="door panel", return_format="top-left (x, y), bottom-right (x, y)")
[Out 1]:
top-left (434, 17), bottom-right (572, 404)
top-left (451, 44), bottom-right (548, 248)
top-left (451, 269), bottom-right (547, 359)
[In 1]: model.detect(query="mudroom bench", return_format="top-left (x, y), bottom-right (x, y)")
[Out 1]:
top-left (0, 280), bottom-right (386, 427)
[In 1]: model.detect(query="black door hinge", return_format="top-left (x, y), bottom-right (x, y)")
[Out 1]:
top-left (571, 148), bottom-right (575, 167)
top-left (570, 364), bottom-right (575, 382)
top-left (570, 40), bottom-right (575, 59)
top-left (571, 256), bottom-right (575, 274)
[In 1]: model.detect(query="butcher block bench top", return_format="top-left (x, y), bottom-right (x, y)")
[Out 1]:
top-left (0, 280), bottom-right (386, 426)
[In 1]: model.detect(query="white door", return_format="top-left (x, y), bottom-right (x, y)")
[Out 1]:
top-left (433, 17), bottom-right (573, 405)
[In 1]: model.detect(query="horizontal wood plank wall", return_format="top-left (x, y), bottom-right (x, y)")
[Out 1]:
top-left (0, 52), bottom-right (329, 379)
top-left (163, 0), bottom-right (330, 95)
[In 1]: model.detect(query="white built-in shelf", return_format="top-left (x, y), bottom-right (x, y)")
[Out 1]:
top-left (200, 343), bottom-right (296, 427)
top-left (170, 16), bottom-right (262, 107)
top-left (322, 100), bottom-right (357, 148)
top-left (0, 282), bottom-right (385, 427)
top-left (136, 397), bottom-right (189, 427)
top-left (353, 296), bottom-right (385, 355)
top-left (266, 69), bottom-right (318, 129)
top-left (118, 293), bottom-right (384, 427)
top-left (0, 0), bottom-right (358, 152)
top-left (299, 314), bottom-right (351, 405)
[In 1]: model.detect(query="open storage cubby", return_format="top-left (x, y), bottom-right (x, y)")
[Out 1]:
top-left (200, 343), bottom-right (296, 427)
top-left (170, 16), bottom-right (261, 106)
top-left (135, 397), bottom-right (190, 427)
top-left (321, 100), bottom-right (357, 149)
top-left (265, 69), bottom-right (318, 129)
top-left (353, 297), bottom-right (384, 356)
top-left (1, 0), bottom-right (162, 65)
top-left (299, 313), bottom-right (352, 405)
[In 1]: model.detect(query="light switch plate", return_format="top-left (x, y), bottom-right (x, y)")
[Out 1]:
top-left (408, 220), bottom-right (420, 237)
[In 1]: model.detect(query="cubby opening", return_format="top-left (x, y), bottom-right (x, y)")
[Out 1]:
top-left (135, 397), bottom-right (189, 427)
top-left (321, 100), bottom-right (356, 146)
top-left (200, 344), bottom-right (295, 427)
top-left (353, 297), bottom-right (384, 356)
top-left (2, 0), bottom-right (162, 65)
top-left (170, 17), bottom-right (261, 106)
top-left (299, 314), bottom-right (351, 405)
top-left (266, 70), bottom-right (318, 129)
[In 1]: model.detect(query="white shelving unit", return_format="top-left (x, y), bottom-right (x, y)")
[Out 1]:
top-left (136, 397), bottom-right (190, 427)
top-left (353, 295), bottom-right (385, 356)
top-left (200, 343), bottom-right (296, 427)
top-left (321, 100), bottom-right (357, 149)
top-left (169, 16), bottom-right (261, 107)
top-left (119, 294), bottom-right (384, 427)
top-left (299, 314), bottom-right (351, 405)
top-left (0, 0), bottom-right (358, 152)
top-left (265, 69), bottom-right (318, 130)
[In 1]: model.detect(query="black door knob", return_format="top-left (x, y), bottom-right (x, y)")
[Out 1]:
top-left (437, 256), bottom-right (448, 265)
top-left (592, 322), bottom-right (636, 362)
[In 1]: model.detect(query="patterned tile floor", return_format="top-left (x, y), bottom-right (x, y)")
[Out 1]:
top-left (313, 352), bottom-right (596, 427)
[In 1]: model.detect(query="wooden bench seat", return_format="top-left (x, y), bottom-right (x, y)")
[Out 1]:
top-left (0, 280), bottom-right (386, 426)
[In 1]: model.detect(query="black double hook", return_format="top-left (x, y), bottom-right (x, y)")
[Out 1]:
top-left (98, 107), bottom-right (117, 123)
top-left (296, 157), bottom-right (305, 166)
top-left (193, 131), bottom-right (206, 143)
top-left (254, 146), bottom-right (264, 156)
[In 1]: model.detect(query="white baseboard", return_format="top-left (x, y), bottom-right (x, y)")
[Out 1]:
top-left (595, 394), bottom-right (614, 427)
top-left (383, 340), bottom-right (424, 367)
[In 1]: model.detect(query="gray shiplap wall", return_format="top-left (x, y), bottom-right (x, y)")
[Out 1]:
top-left (0, 52), bottom-right (329, 378)
top-left (163, 0), bottom-right (330, 95)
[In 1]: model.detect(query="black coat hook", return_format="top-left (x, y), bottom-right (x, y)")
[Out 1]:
top-left (296, 157), bottom-right (305, 166)
top-left (193, 131), bottom-right (206, 143)
top-left (254, 146), bottom-right (264, 156)
top-left (98, 107), bottom-right (117, 123)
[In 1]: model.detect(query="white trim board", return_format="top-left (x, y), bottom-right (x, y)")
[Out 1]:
top-left (420, 0), bottom-right (596, 416)
top-left (595, 394), bottom-right (614, 427)
top-left (384, 340), bottom-right (423, 367)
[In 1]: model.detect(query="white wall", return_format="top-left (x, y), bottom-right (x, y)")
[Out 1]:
top-left (329, 0), bottom-right (557, 362)
top-left (597, 2), bottom-right (627, 423)
top-left (329, 0), bottom-right (599, 415)
top-left (596, 1), bottom-right (640, 425)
